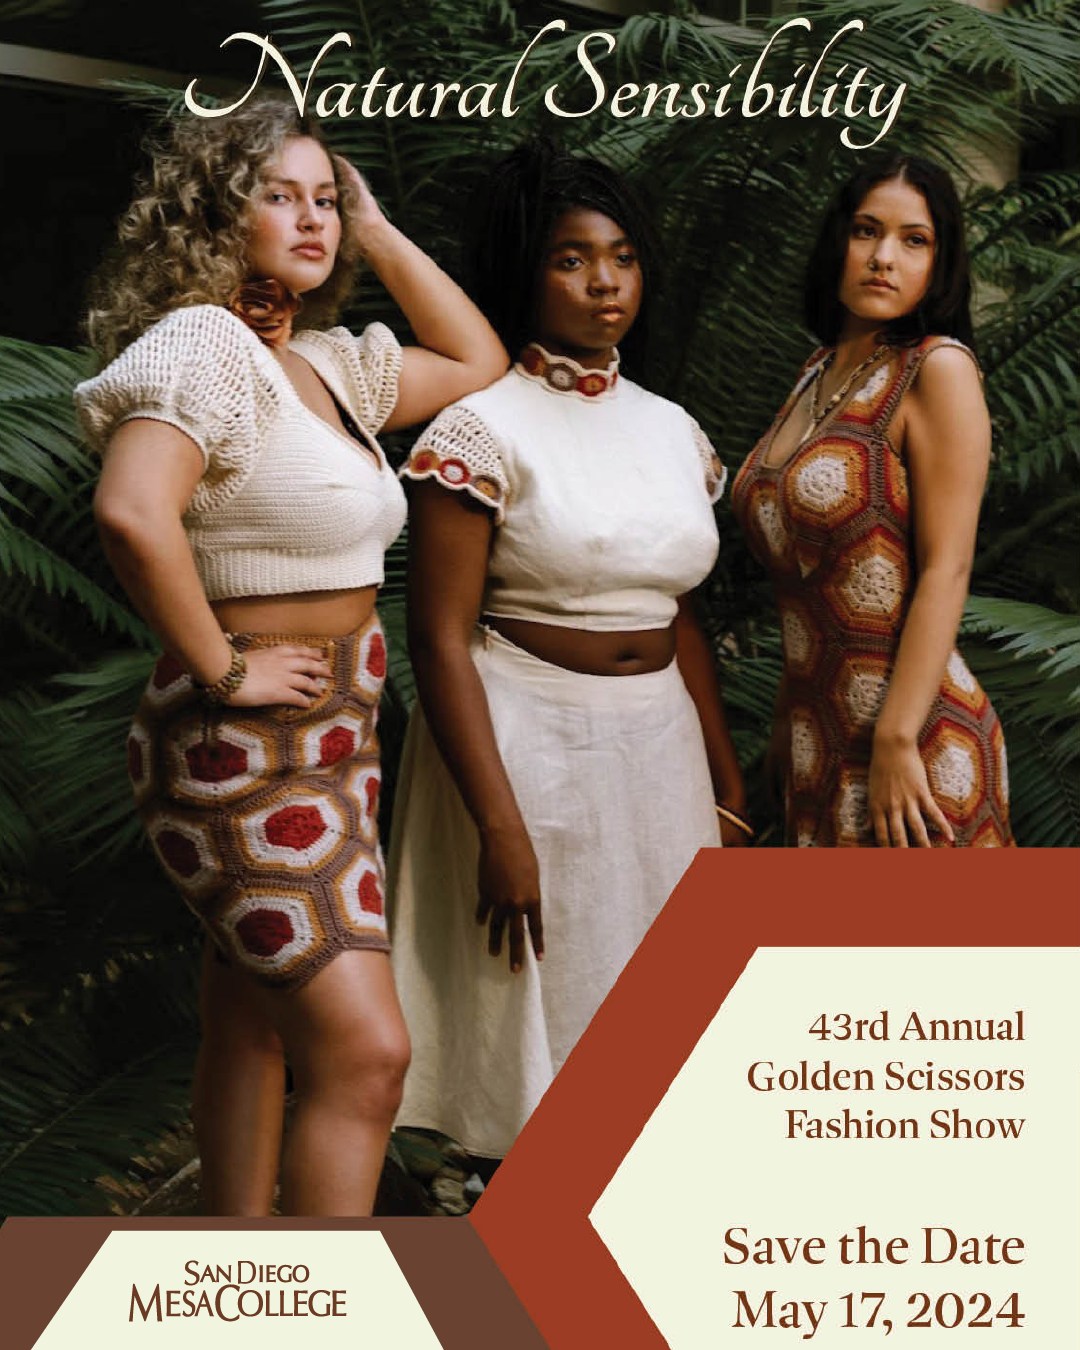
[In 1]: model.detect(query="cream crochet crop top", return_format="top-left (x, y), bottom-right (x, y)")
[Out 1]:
top-left (74, 305), bottom-right (407, 600)
top-left (400, 345), bottom-right (725, 631)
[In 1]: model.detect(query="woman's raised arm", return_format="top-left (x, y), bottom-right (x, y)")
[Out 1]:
top-left (338, 163), bottom-right (507, 430)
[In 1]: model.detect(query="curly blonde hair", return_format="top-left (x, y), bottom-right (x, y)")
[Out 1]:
top-left (86, 98), bottom-right (361, 363)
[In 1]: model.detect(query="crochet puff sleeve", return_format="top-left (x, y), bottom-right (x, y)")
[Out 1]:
top-left (399, 403), bottom-right (510, 525)
top-left (691, 418), bottom-right (728, 505)
top-left (289, 322), bottom-right (402, 433)
top-left (73, 305), bottom-right (277, 514)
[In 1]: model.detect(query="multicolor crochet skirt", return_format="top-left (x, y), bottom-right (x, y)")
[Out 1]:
top-left (126, 612), bottom-right (390, 989)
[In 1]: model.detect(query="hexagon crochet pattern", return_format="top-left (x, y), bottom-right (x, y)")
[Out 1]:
top-left (732, 337), bottom-right (1012, 847)
top-left (128, 612), bottom-right (391, 986)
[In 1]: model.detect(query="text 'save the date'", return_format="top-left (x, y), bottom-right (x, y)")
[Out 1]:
top-left (726, 1226), bottom-right (1025, 1340)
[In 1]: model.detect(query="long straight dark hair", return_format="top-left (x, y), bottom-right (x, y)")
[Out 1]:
top-left (804, 153), bottom-right (975, 350)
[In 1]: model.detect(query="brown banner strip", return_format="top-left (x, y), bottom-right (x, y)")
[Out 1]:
top-left (0, 1216), bottom-right (546, 1349)
top-left (382, 1219), bottom-right (549, 1349)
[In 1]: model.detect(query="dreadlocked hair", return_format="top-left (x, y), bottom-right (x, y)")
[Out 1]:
top-left (465, 141), bottom-right (660, 378)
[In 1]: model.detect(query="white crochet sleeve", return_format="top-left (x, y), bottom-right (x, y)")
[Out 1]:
top-left (400, 404), bottom-right (510, 524)
top-left (295, 323), bottom-right (403, 433)
top-left (691, 418), bottom-right (728, 504)
top-left (73, 306), bottom-right (275, 513)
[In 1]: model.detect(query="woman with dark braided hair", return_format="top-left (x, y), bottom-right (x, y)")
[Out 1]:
top-left (388, 143), bottom-right (746, 1159)
top-left (75, 98), bottom-right (505, 1213)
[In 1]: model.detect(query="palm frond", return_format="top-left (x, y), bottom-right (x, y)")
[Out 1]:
top-left (0, 0), bottom-right (78, 17)
top-left (959, 596), bottom-right (1080, 846)
top-left (968, 172), bottom-right (1080, 260)
top-left (28, 652), bottom-right (157, 854)
top-left (0, 336), bottom-right (148, 645)
top-left (802, 0), bottom-right (1080, 109)
top-left (0, 957), bottom-right (198, 1217)
top-left (964, 595), bottom-right (1080, 685)
top-left (963, 633), bottom-right (1080, 845)
top-left (0, 523), bottom-right (150, 644)
top-left (0, 337), bottom-right (93, 402)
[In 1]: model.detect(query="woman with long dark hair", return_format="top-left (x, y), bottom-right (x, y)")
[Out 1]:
top-left (75, 99), bottom-right (506, 1212)
top-left (388, 144), bottom-right (746, 1160)
top-left (732, 153), bottom-right (1012, 847)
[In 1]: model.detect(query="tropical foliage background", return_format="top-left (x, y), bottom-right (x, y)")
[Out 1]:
top-left (1, 0), bottom-right (1078, 1213)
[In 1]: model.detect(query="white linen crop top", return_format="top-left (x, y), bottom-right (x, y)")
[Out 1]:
top-left (74, 304), bottom-right (407, 600)
top-left (400, 344), bottom-right (726, 631)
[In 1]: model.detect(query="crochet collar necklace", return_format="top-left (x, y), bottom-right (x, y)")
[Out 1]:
top-left (517, 342), bottom-right (620, 399)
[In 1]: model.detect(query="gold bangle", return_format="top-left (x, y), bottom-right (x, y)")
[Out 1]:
top-left (197, 644), bottom-right (247, 705)
top-left (715, 803), bottom-right (755, 838)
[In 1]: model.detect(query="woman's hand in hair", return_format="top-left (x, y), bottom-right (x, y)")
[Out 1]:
top-left (331, 166), bottom-right (507, 430)
top-left (334, 157), bottom-right (390, 255)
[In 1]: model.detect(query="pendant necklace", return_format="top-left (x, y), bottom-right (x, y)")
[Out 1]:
top-left (800, 344), bottom-right (888, 445)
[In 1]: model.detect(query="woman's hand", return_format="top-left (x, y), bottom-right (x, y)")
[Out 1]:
top-left (333, 156), bottom-right (391, 256)
top-left (325, 171), bottom-right (506, 431)
top-left (226, 645), bottom-right (334, 708)
top-left (475, 823), bottom-right (545, 974)
top-left (868, 734), bottom-right (955, 848)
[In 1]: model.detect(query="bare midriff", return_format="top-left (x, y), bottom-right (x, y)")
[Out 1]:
top-left (485, 615), bottom-right (674, 676)
top-left (211, 586), bottom-right (379, 638)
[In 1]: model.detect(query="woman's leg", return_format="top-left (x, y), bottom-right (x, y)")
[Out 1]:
top-left (253, 949), bottom-right (410, 1216)
top-left (192, 943), bottom-right (287, 1216)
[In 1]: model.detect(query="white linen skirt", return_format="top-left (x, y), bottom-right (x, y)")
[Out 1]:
top-left (387, 626), bottom-right (720, 1158)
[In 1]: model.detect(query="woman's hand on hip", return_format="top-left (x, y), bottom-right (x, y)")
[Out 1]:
top-left (226, 645), bottom-right (334, 709)
top-left (868, 734), bottom-right (955, 848)
top-left (476, 823), bottom-right (545, 974)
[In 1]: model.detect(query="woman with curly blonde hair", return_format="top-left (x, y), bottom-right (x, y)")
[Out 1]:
top-left (75, 97), bottom-right (506, 1215)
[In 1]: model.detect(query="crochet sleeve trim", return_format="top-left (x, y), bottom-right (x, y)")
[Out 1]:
top-left (691, 419), bottom-right (728, 504)
top-left (399, 404), bottom-right (509, 524)
top-left (296, 323), bottom-right (403, 433)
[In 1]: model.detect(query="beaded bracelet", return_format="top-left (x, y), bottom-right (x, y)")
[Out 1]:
top-left (715, 803), bottom-right (755, 839)
top-left (197, 645), bottom-right (247, 705)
